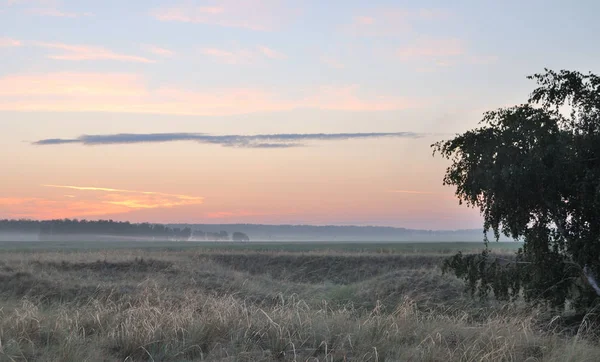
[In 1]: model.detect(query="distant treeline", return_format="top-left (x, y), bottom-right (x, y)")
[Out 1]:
top-left (191, 230), bottom-right (249, 242)
top-left (0, 219), bottom-right (250, 242)
top-left (0, 219), bottom-right (192, 240)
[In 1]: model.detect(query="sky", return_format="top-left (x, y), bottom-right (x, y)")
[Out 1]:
top-left (1, 0), bottom-right (599, 230)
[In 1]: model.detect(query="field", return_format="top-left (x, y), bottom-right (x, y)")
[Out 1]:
top-left (0, 241), bottom-right (598, 361)
top-left (0, 240), bottom-right (522, 252)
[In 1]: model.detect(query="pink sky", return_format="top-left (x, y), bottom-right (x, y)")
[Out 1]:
top-left (3, 0), bottom-right (596, 229)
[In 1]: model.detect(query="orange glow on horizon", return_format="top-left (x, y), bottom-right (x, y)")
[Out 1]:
top-left (0, 185), bottom-right (204, 220)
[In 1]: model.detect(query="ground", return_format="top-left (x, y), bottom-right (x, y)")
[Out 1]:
top-left (0, 241), bottom-right (597, 361)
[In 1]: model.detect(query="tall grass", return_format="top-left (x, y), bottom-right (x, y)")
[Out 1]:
top-left (0, 248), bottom-right (597, 361)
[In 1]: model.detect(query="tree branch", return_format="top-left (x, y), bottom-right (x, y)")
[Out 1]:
top-left (552, 216), bottom-right (600, 296)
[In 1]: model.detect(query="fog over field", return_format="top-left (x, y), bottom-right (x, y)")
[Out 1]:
top-left (0, 220), bottom-right (516, 243)
top-left (171, 224), bottom-right (516, 242)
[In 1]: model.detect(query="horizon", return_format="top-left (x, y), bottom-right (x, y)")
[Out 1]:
top-left (2, 1), bottom-right (599, 229)
top-left (2, 217), bottom-right (486, 232)
top-left (2, 218), bottom-right (514, 243)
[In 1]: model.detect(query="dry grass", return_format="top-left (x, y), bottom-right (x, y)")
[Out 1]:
top-left (0, 248), bottom-right (597, 361)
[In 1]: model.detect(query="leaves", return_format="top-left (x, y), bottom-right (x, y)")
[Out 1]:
top-left (434, 69), bottom-right (600, 312)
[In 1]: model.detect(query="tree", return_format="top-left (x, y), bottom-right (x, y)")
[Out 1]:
top-left (232, 232), bottom-right (250, 242)
top-left (218, 231), bottom-right (229, 241)
top-left (432, 69), bottom-right (600, 312)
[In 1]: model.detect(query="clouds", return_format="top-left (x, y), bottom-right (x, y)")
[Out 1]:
top-left (150, 0), bottom-right (297, 31)
top-left (36, 42), bottom-right (155, 63)
top-left (341, 7), bottom-right (497, 71)
top-left (33, 132), bottom-right (422, 149)
top-left (0, 72), bottom-right (421, 115)
top-left (43, 185), bottom-right (204, 209)
top-left (396, 37), bottom-right (497, 70)
top-left (0, 185), bottom-right (204, 219)
top-left (141, 45), bottom-right (176, 57)
top-left (257, 46), bottom-right (286, 59)
top-left (1, 40), bottom-right (156, 63)
top-left (0, 37), bottom-right (21, 47)
top-left (0, 73), bottom-right (146, 97)
top-left (346, 8), bottom-right (449, 37)
top-left (0, 197), bottom-right (130, 219)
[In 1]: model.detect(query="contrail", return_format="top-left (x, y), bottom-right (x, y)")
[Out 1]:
top-left (43, 184), bottom-right (203, 201)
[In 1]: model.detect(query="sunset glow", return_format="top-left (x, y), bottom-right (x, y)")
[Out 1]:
top-left (2, 0), bottom-right (599, 229)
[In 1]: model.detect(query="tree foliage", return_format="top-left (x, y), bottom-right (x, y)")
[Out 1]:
top-left (0, 219), bottom-right (192, 241)
top-left (433, 69), bottom-right (600, 311)
top-left (232, 232), bottom-right (250, 242)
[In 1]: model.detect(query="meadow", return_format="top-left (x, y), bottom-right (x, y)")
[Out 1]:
top-left (0, 240), bottom-right (598, 361)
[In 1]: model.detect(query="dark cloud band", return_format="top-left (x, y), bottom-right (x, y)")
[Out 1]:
top-left (33, 132), bottom-right (422, 148)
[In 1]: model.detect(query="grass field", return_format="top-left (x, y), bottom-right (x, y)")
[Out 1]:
top-left (0, 241), bottom-right (597, 361)
top-left (0, 240), bottom-right (522, 252)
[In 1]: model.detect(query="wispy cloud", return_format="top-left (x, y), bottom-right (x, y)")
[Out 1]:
top-left (151, 5), bottom-right (224, 22)
top-left (43, 185), bottom-right (203, 210)
top-left (321, 56), bottom-right (344, 69)
top-left (0, 37), bottom-right (21, 47)
top-left (2, 40), bottom-right (149, 63)
top-left (258, 45), bottom-right (286, 59)
top-left (0, 72), bottom-right (421, 115)
top-left (0, 197), bottom-right (131, 219)
top-left (0, 73), bottom-right (146, 97)
top-left (396, 38), bottom-right (498, 71)
top-left (151, 0), bottom-right (296, 31)
top-left (346, 8), bottom-right (449, 36)
top-left (201, 45), bottom-right (286, 64)
top-left (33, 132), bottom-right (422, 149)
top-left (343, 8), bottom-right (494, 70)
top-left (142, 45), bottom-right (176, 57)
top-left (0, 185), bottom-right (204, 219)
top-left (36, 42), bottom-right (155, 63)
top-left (44, 184), bottom-right (199, 198)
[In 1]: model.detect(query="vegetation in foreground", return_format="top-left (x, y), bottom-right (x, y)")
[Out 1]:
top-left (434, 69), bottom-right (600, 312)
top-left (0, 246), bottom-right (599, 361)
